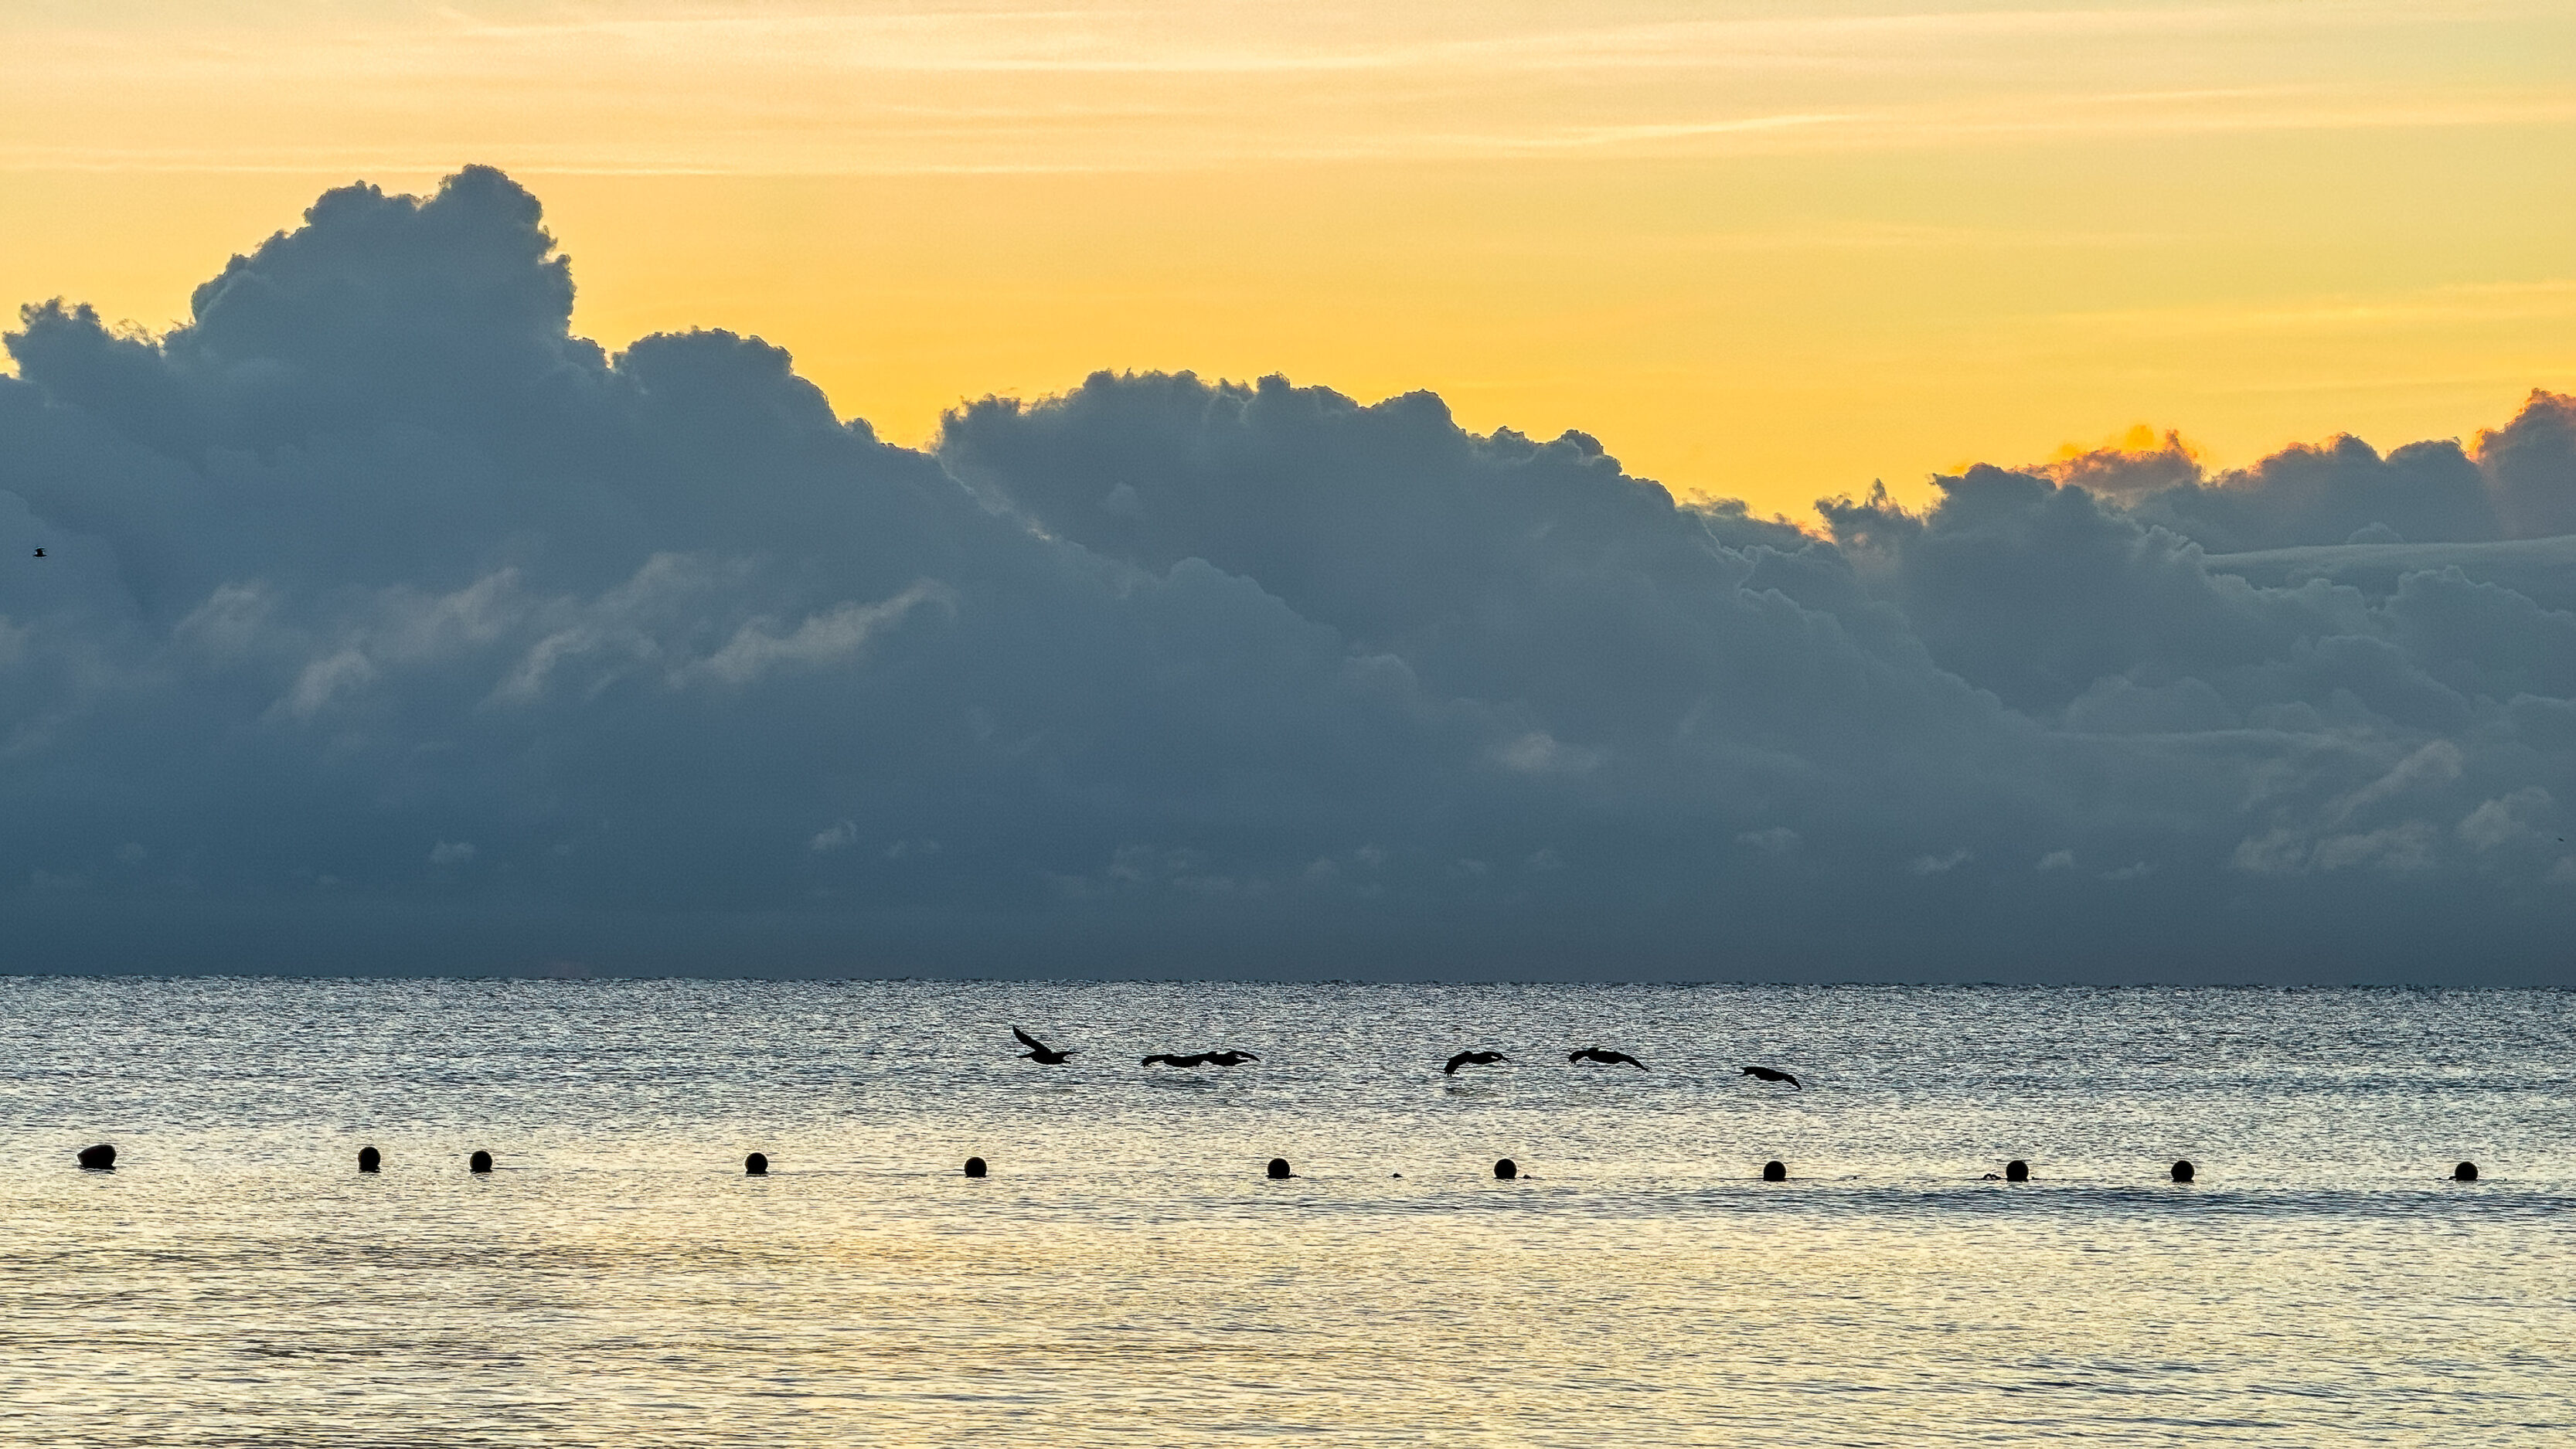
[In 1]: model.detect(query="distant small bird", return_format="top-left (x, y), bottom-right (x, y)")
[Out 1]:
top-left (1741, 1065), bottom-right (1801, 1088)
top-left (1445, 1049), bottom-right (1509, 1076)
top-left (1567, 1047), bottom-right (1647, 1070)
top-left (30, 548), bottom-right (43, 558)
top-left (1141, 1049), bottom-right (1258, 1068)
top-left (1012, 1026), bottom-right (1074, 1064)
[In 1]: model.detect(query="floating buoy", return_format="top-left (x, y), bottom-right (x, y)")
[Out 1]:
top-left (2170, 1159), bottom-right (2195, 1183)
top-left (1761, 1159), bottom-right (1787, 1182)
top-left (77, 1143), bottom-right (116, 1171)
top-left (2004, 1159), bottom-right (2029, 1182)
top-left (469, 1150), bottom-right (493, 1174)
top-left (1494, 1158), bottom-right (1518, 1180)
top-left (1266, 1158), bottom-right (1291, 1180)
top-left (964, 1156), bottom-right (987, 1179)
top-left (358, 1146), bottom-right (381, 1173)
top-left (745, 1152), bottom-right (768, 1176)
top-left (2453, 1161), bottom-right (2479, 1182)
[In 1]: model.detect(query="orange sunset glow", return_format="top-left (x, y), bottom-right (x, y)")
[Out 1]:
top-left (5, 0), bottom-right (2573, 518)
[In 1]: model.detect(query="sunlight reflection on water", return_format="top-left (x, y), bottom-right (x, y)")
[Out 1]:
top-left (2, 980), bottom-right (2570, 1445)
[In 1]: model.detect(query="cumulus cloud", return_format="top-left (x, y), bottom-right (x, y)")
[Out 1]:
top-left (3, 166), bottom-right (2574, 980)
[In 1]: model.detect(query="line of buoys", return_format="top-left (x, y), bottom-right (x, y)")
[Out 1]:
top-left (61, 1144), bottom-right (2500, 1186)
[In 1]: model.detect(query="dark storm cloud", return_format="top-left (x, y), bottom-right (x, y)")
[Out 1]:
top-left (4, 168), bottom-right (2572, 980)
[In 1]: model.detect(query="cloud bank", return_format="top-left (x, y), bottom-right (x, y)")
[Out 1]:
top-left (5, 168), bottom-right (2572, 981)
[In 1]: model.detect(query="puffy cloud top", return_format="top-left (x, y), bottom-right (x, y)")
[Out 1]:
top-left (5, 169), bottom-right (2573, 980)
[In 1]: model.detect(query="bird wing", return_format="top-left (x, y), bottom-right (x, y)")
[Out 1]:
top-left (1784, 1072), bottom-right (1801, 1087)
top-left (1013, 1026), bottom-right (1046, 1051)
top-left (1615, 1053), bottom-right (1647, 1070)
top-left (1567, 1049), bottom-right (1588, 1063)
top-left (1141, 1054), bottom-right (1168, 1066)
top-left (1445, 1051), bottom-right (1472, 1074)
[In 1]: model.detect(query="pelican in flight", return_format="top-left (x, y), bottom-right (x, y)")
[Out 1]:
top-left (1142, 1049), bottom-right (1260, 1068)
top-left (1567, 1047), bottom-right (1646, 1070)
top-left (1012, 1026), bottom-right (1074, 1065)
top-left (1741, 1065), bottom-right (1801, 1088)
top-left (1445, 1049), bottom-right (1509, 1076)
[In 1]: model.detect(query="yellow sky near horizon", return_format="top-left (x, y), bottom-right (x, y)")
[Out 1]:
top-left (4, 0), bottom-right (2574, 519)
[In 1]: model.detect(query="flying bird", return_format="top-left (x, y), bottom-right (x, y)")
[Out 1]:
top-left (1445, 1050), bottom-right (1509, 1076)
top-left (1567, 1047), bottom-right (1647, 1070)
top-left (1741, 1065), bottom-right (1801, 1088)
top-left (1141, 1049), bottom-right (1259, 1068)
top-left (1012, 1026), bottom-right (1074, 1064)
top-left (29, 548), bottom-right (43, 558)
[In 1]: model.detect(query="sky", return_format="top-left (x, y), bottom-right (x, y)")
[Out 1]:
top-left (3, 1), bottom-right (2574, 515)
top-left (3, 5), bottom-right (2574, 981)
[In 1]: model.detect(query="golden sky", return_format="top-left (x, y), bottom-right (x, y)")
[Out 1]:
top-left (5, 0), bottom-right (2574, 518)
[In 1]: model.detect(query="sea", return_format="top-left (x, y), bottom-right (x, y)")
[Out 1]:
top-left (2, 979), bottom-right (2569, 1447)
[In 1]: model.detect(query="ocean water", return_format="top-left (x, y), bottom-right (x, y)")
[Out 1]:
top-left (2, 978), bottom-right (2570, 1447)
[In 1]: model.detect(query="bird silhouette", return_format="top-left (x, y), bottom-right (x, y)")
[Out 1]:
top-left (1741, 1065), bottom-right (1801, 1087)
top-left (1567, 1047), bottom-right (1647, 1070)
top-left (1141, 1049), bottom-right (1258, 1068)
top-left (29, 548), bottom-right (43, 558)
top-left (1445, 1049), bottom-right (1509, 1076)
top-left (1012, 1026), bottom-right (1074, 1064)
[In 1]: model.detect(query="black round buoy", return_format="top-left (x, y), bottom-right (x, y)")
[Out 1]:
top-left (1494, 1158), bottom-right (1518, 1180)
top-left (77, 1143), bottom-right (115, 1172)
top-left (745, 1152), bottom-right (768, 1176)
top-left (2004, 1159), bottom-right (2029, 1182)
top-left (963, 1156), bottom-right (987, 1178)
top-left (1761, 1159), bottom-right (1787, 1182)
top-left (1266, 1157), bottom-right (1291, 1180)
top-left (469, 1150), bottom-right (493, 1174)
top-left (2170, 1159), bottom-right (2195, 1183)
top-left (2453, 1161), bottom-right (2479, 1182)
top-left (357, 1146), bottom-right (381, 1173)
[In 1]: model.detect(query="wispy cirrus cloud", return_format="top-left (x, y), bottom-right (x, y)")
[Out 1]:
top-left (7, 2), bottom-right (2569, 172)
